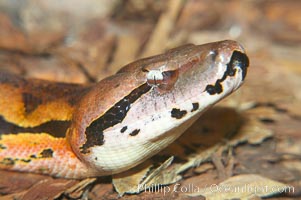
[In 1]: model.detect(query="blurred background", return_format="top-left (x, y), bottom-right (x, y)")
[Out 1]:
top-left (0, 0), bottom-right (300, 82)
top-left (0, 0), bottom-right (300, 199)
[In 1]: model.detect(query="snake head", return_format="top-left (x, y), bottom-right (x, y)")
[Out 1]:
top-left (68, 40), bottom-right (249, 176)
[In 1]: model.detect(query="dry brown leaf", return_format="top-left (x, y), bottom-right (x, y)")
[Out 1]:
top-left (187, 174), bottom-right (292, 200)
top-left (63, 178), bottom-right (96, 199)
top-left (112, 160), bottom-right (153, 195)
top-left (108, 34), bottom-right (141, 74)
top-left (21, 179), bottom-right (77, 200)
top-left (176, 144), bottom-right (221, 175)
top-left (282, 161), bottom-right (301, 174)
top-left (276, 138), bottom-right (301, 155)
top-left (173, 110), bottom-right (272, 175)
top-left (139, 157), bottom-right (181, 191)
top-left (194, 163), bottom-right (214, 174)
top-left (141, 0), bottom-right (183, 57)
top-left (112, 156), bottom-right (180, 196)
top-left (230, 117), bottom-right (273, 145)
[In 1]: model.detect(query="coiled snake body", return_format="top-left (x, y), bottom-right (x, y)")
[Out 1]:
top-left (0, 40), bottom-right (249, 178)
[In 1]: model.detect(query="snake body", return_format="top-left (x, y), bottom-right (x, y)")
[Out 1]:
top-left (0, 40), bottom-right (249, 178)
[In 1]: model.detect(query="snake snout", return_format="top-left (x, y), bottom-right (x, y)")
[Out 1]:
top-left (229, 50), bottom-right (249, 81)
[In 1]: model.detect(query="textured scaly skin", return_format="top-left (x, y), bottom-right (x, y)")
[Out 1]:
top-left (0, 133), bottom-right (93, 178)
top-left (0, 40), bottom-right (249, 178)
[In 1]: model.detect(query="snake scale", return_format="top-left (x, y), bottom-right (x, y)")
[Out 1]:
top-left (0, 40), bottom-right (249, 178)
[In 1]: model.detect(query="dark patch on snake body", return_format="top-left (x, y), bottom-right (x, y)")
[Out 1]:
top-left (0, 72), bottom-right (91, 108)
top-left (30, 155), bottom-right (37, 158)
top-left (0, 158), bottom-right (15, 166)
top-left (0, 157), bottom-right (33, 166)
top-left (40, 149), bottom-right (53, 158)
top-left (129, 129), bottom-right (140, 136)
top-left (20, 159), bottom-right (31, 163)
top-left (0, 72), bottom-right (26, 87)
top-left (191, 103), bottom-right (199, 112)
top-left (0, 116), bottom-right (70, 138)
top-left (22, 93), bottom-right (43, 114)
top-left (205, 51), bottom-right (249, 95)
top-left (0, 151), bottom-right (56, 167)
top-left (80, 83), bottom-right (152, 154)
top-left (171, 108), bottom-right (187, 119)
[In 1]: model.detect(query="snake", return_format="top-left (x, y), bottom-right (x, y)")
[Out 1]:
top-left (0, 40), bottom-right (249, 179)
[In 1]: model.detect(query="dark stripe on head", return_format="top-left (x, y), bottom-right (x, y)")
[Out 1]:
top-left (171, 108), bottom-right (187, 119)
top-left (80, 83), bottom-right (152, 153)
top-left (205, 50), bottom-right (249, 95)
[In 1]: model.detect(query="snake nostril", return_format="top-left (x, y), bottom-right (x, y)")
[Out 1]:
top-left (230, 51), bottom-right (249, 80)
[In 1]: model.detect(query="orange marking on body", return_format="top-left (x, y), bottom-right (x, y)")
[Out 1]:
top-left (0, 133), bottom-right (94, 178)
top-left (0, 84), bottom-right (74, 127)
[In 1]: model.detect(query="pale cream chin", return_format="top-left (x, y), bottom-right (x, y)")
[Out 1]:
top-left (87, 111), bottom-right (202, 175)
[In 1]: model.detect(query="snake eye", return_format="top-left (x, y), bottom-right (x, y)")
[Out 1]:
top-left (230, 51), bottom-right (249, 80)
top-left (146, 70), bottom-right (163, 86)
top-left (146, 69), bottom-right (178, 90)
